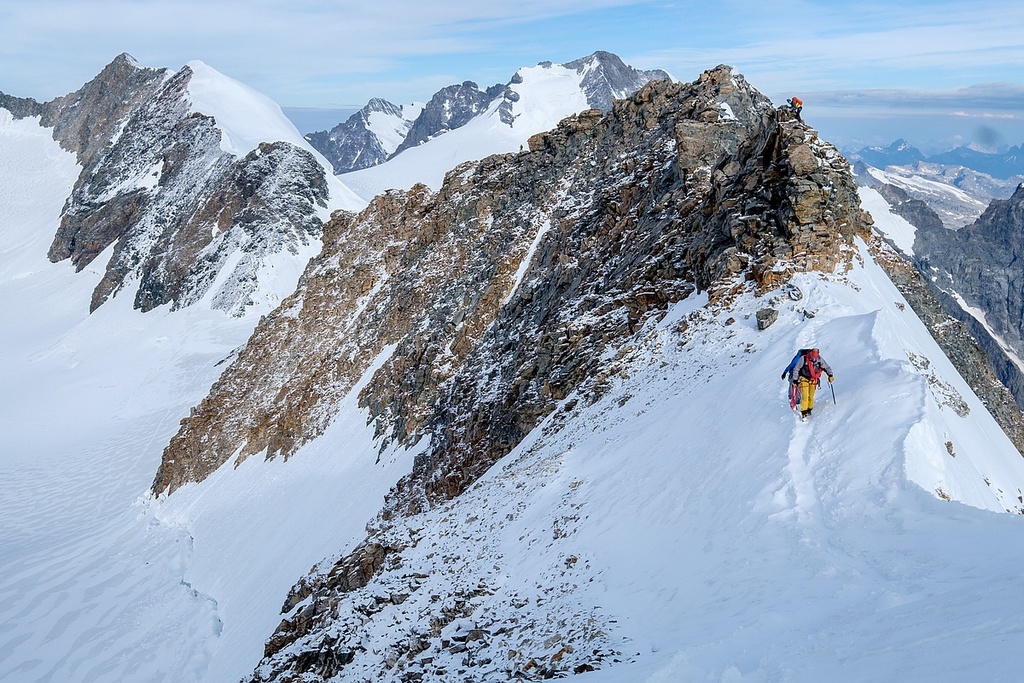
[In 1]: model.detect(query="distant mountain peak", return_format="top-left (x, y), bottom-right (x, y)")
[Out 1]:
top-left (37, 56), bottom-right (352, 316)
top-left (564, 50), bottom-right (671, 111)
top-left (307, 50), bottom-right (672, 179)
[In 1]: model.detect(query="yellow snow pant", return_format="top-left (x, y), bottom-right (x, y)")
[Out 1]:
top-left (799, 378), bottom-right (817, 412)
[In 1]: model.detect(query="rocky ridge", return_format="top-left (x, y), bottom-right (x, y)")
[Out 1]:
top-left (154, 66), bottom-right (863, 494)
top-left (6, 53), bottom-right (332, 315)
top-left (392, 81), bottom-right (507, 157)
top-left (150, 65), bottom-right (868, 680)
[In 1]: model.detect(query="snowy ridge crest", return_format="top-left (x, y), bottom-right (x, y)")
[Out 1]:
top-left (6, 57), bottom-right (1024, 683)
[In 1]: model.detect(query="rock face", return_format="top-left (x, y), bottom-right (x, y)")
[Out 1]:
top-left (872, 183), bottom-right (945, 233)
top-left (151, 65), bottom-right (869, 680)
top-left (563, 50), bottom-right (672, 112)
top-left (392, 81), bottom-right (507, 156)
top-left (154, 66), bottom-right (864, 494)
top-left (0, 92), bottom-right (43, 119)
top-left (914, 183), bottom-right (1024, 404)
top-left (306, 98), bottom-right (416, 174)
top-left (27, 53), bottom-right (331, 315)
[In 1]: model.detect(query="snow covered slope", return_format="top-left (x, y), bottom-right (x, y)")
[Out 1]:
top-left (339, 62), bottom-right (595, 199)
top-left (254, 256), bottom-right (1024, 682)
top-left (3, 73), bottom-right (1024, 683)
top-left (857, 163), bottom-right (993, 229)
top-left (0, 108), bottom-right (399, 683)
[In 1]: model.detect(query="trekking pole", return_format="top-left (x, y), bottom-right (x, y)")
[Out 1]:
top-left (829, 381), bottom-right (836, 404)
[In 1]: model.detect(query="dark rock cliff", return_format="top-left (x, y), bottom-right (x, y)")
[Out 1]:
top-left (305, 98), bottom-right (411, 174)
top-left (564, 50), bottom-right (672, 112)
top-left (36, 55), bottom-right (331, 315)
top-left (154, 66), bottom-right (864, 495)
top-left (392, 81), bottom-right (506, 156)
top-left (914, 183), bottom-right (1024, 405)
top-left (0, 92), bottom-right (44, 119)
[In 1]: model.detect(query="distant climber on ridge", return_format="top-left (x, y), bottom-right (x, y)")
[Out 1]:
top-left (787, 96), bottom-right (803, 122)
top-left (781, 347), bottom-right (834, 420)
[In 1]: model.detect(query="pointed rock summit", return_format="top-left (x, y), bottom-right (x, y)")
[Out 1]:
top-left (34, 55), bottom-right (343, 315)
top-left (564, 49), bottom-right (671, 111)
top-left (215, 65), bottom-right (868, 681)
top-left (305, 97), bottom-right (419, 174)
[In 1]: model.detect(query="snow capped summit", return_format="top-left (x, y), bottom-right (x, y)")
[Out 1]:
top-left (185, 60), bottom-right (313, 158)
top-left (312, 50), bottom-right (670, 198)
top-left (14, 55), bottom-right (364, 317)
top-left (564, 49), bottom-right (672, 111)
top-left (305, 97), bottom-right (423, 174)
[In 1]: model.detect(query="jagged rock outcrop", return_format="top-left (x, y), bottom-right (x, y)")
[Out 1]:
top-left (564, 50), bottom-right (671, 111)
top-left (150, 64), bottom-right (869, 681)
top-left (22, 53), bottom-right (332, 315)
top-left (914, 183), bottom-right (1024, 404)
top-left (155, 65), bottom-right (864, 494)
top-left (305, 98), bottom-right (414, 174)
top-left (40, 53), bottom-right (169, 170)
top-left (0, 92), bottom-right (44, 119)
top-left (392, 81), bottom-right (506, 156)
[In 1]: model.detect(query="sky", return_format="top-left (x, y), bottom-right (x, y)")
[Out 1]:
top-left (2, 0), bottom-right (1023, 151)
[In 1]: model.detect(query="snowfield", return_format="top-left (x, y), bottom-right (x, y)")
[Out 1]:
top-left (3, 104), bottom-right (1024, 683)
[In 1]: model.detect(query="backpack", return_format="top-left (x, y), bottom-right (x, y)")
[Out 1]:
top-left (782, 348), bottom-right (811, 379)
top-left (801, 352), bottom-right (823, 382)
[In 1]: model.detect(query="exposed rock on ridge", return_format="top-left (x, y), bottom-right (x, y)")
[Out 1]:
top-left (0, 92), bottom-right (44, 119)
top-left (392, 81), bottom-right (507, 156)
top-left (29, 54), bottom-right (331, 314)
top-left (564, 50), bottom-right (671, 111)
top-left (40, 54), bottom-right (170, 169)
top-left (155, 65), bottom-right (863, 495)
top-left (150, 64), bottom-right (868, 680)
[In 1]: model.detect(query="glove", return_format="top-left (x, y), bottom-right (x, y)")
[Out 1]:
top-left (781, 372), bottom-right (787, 380)
top-left (828, 375), bottom-right (835, 383)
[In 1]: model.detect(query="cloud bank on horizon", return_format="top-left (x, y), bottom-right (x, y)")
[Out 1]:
top-left (2, 0), bottom-right (1022, 149)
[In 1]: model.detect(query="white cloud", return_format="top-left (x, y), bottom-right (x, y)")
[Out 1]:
top-left (2, 0), bottom-right (1022, 112)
